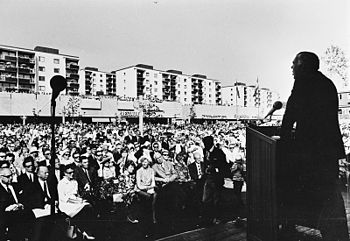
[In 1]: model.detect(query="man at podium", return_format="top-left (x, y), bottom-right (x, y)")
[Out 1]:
top-left (280, 52), bottom-right (349, 240)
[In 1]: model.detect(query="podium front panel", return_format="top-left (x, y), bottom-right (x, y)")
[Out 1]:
top-left (246, 127), bottom-right (278, 241)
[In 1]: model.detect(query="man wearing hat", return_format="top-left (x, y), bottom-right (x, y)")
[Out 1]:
top-left (201, 135), bottom-right (228, 225)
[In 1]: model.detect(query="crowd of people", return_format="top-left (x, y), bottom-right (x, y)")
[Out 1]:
top-left (0, 121), bottom-right (247, 241)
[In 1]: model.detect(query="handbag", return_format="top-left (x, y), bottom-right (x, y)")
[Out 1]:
top-left (66, 218), bottom-right (78, 239)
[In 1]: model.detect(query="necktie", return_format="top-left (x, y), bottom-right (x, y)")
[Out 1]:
top-left (84, 169), bottom-right (91, 183)
top-left (6, 185), bottom-right (17, 204)
top-left (29, 173), bottom-right (33, 182)
top-left (43, 181), bottom-right (51, 203)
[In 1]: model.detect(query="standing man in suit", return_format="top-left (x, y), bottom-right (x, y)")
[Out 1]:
top-left (0, 167), bottom-right (34, 241)
top-left (280, 52), bottom-right (348, 240)
top-left (201, 136), bottom-right (227, 225)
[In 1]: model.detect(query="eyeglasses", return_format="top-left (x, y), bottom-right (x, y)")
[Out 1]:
top-left (25, 164), bottom-right (33, 168)
top-left (65, 171), bottom-right (74, 175)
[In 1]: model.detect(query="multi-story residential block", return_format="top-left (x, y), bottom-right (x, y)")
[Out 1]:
top-left (222, 82), bottom-right (278, 116)
top-left (112, 65), bottom-right (225, 105)
top-left (0, 45), bottom-right (36, 93)
top-left (79, 67), bottom-right (116, 96)
top-left (0, 45), bottom-right (80, 94)
top-left (175, 74), bottom-right (192, 105)
top-left (221, 82), bottom-right (245, 106)
top-left (34, 46), bottom-right (79, 95)
top-left (114, 64), bottom-right (163, 100)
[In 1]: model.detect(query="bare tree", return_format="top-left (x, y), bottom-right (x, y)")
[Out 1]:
top-left (322, 45), bottom-right (349, 87)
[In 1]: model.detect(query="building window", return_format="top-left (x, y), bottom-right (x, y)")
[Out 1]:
top-left (39, 56), bottom-right (45, 62)
top-left (154, 88), bottom-right (158, 92)
top-left (209, 82), bottom-right (211, 86)
top-left (124, 72), bottom-right (126, 75)
top-left (184, 98), bottom-right (187, 102)
top-left (154, 73), bottom-right (158, 78)
top-left (339, 94), bottom-right (342, 100)
top-left (184, 85), bottom-right (187, 89)
top-left (178, 91), bottom-right (180, 95)
top-left (146, 72), bottom-right (149, 77)
top-left (184, 79), bottom-right (187, 82)
top-left (155, 81), bottom-right (158, 85)
top-left (338, 109), bottom-right (342, 114)
top-left (39, 66), bottom-right (45, 72)
top-left (184, 91), bottom-right (187, 95)
top-left (100, 79), bottom-right (103, 82)
top-left (39, 76), bottom-right (45, 81)
top-left (54, 68), bottom-right (60, 73)
top-left (53, 59), bottom-right (60, 64)
top-left (178, 84), bottom-right (180, 88)
top-left (209, 94), bottom-right (211, 97)
top-left (100, 74), bottom-right (103, 77)
top-left (39, 86), bottom-right (45, 91)
top-left (124, 87), bottom-right (126, 90)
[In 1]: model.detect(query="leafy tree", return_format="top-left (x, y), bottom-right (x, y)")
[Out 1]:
top-left (322, 45), bottom-right (348, 87)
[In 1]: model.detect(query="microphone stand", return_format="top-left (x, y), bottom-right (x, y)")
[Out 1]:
top-left (50, 98), bottom-right (56, 216)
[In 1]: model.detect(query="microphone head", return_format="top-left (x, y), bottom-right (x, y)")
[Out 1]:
top-left (50, 75), bottom-right (67, 100)
top-left (273, 101), bottom-right (283, 110)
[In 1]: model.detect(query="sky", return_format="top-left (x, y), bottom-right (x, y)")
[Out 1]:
top-left (0, 0), bottom-right (349, 100)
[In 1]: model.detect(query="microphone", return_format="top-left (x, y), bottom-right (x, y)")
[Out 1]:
top-left (50, 75), bottom-right (67, 101)
top-left (264, 101), bottom-right (283, 119)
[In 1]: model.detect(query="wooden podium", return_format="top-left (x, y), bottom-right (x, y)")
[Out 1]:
top-left (246, 126), bottom-right (281, 241)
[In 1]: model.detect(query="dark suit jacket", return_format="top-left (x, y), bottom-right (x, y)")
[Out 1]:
top-left (17, 172), bottom-right (36, 191)
top-left (22, 179), bottom-right (58, 209)
top-left (0, 184), bottom-right (21, 213)
top-left (188, 162), bottom-right (205, 181)
top-left (74, 166), bottom-right (96, 194)
top-left (203, 147), bottom-right (227, 185)
top-left (281, 71), bottom-right (344, 187)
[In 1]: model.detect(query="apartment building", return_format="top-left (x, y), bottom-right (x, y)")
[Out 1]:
top-left (79, 67), bottom-right (116, 96)
top-left (175, 74), bottom-right (192, 105)
top-left (114, 64), bottom-right (163, 100)
top-left (35, 46), bottom-right (79, 95)
top-left (221, 82), bottom-right (246, 106)
top-left (0, 45), bottom-right (80, 95)
top-left (0, 45), bottom-right (36, 93)
top-left (222, 83), bottom-right (278, 113)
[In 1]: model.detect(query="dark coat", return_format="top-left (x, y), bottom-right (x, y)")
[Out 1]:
top-left (203, 147), bottom-right (227, 185)
top-left (74, 166), bottom-right (96, 194)
top-left (281, 71), bottom-right (345, 189)
top-left (17, 172), bottom-right (36, 191)
top-left (22, 179), bottom-right (58, 209)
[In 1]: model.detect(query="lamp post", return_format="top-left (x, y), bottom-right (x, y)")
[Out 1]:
top-left (49, 75), bottom-right (67, 215)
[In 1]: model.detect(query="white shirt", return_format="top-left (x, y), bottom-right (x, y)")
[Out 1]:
top-left (0, 182), bottom-right (19, 203)
top-left (38, 179), bottom-right (51, 198)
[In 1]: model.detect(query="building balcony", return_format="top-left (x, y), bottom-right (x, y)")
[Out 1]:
top-left (18, 68), bottom-right (34, 74)
top-left (0, 76), bottom-right (17, 84)
top-left (4, 66), bottom-right (17, 73)
top-left (66, 64), bottom-right (79, 70)
top-left (69, 82), bottom-right (79, 88)
top-left (19, 78), bottom-right (35, 85)
top-left (0, 55), bottom-right (17, 62)
top-left (18, 57), bottom-right (35, 64)
top-left (66, 73), bottom-right (79, 79)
